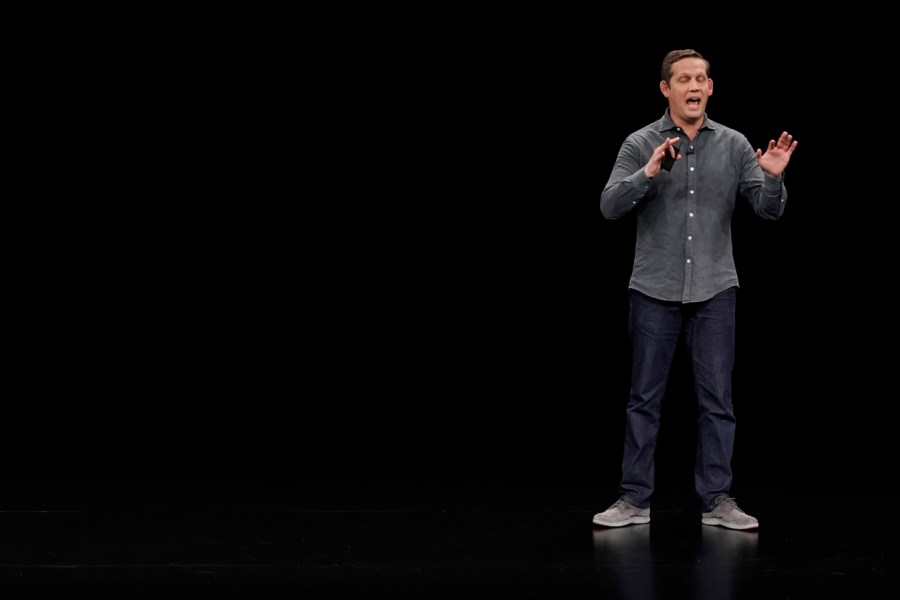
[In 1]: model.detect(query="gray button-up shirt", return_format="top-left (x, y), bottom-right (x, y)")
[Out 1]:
top-left (600, 111), bottom-right (787, 303)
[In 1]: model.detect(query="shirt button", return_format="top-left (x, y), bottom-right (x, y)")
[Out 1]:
top-left (688, 235), bottom-right (693, 240)
top-left (689, 212), bottom-right (694, 217)
top-left (686, 259), bottom-right (691, 264)
top-left (689, 190), bottom-right (695, 194)
top-left (690, 167), bottom-right (695, 172)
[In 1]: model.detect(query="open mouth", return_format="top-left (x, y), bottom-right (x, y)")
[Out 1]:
top-left (687, 96), bottom-right (702, 107)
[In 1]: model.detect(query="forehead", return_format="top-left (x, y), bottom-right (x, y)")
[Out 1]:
top-left (670, 58), bottom-right (708, 77)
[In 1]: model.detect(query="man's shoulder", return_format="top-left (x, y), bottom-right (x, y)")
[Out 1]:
top-left (704, 118), bottom-right (748, 141)
top-left (624, 117), bottom-right (668, 142)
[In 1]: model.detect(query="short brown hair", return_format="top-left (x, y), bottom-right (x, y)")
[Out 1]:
top-left (661, 49), bottom-right (709, 83)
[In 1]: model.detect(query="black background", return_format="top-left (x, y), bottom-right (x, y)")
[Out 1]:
top-left (4, 9), bottom-right (834, 382)
top-left (1, 7), bottom-right (889, 493)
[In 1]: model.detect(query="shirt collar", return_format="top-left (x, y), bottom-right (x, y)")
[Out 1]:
top-left (658, 109), bottom-right (718, 132)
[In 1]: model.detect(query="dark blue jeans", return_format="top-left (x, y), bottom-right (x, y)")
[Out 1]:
top-left (620, 287), bottom-right (737, 512)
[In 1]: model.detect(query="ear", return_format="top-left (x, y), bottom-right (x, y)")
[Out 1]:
top-left (707, 78), bottom-right (713, 96)
top-left (660, 80), bottom-right (670, 98)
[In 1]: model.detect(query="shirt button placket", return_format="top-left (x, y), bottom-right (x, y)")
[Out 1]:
top-left (683, 144), bottom-right (697, 302)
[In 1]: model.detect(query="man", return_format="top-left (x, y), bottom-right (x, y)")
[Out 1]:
top-left (594, 49), bottom-right (797, 530)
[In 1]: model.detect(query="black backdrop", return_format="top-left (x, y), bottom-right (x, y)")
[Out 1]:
top-left (1, 7), bottom-right (889, 490)
top-left (5, 8), bottom-right (828, 382)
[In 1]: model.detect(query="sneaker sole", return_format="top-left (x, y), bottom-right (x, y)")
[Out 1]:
top-left (592, 516), bottom-right (651, 527)
top-left (701, 517), bottom-right (759, 530)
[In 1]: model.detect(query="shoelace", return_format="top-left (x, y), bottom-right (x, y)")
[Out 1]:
top-left (718, 497), bottom-right (742, 513)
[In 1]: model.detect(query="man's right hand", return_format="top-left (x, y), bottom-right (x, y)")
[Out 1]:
top-left (645, 136), bottom-right (681, 179)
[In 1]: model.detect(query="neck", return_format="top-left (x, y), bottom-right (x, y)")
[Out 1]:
top-left (670, 113), bottom-right (703, 140)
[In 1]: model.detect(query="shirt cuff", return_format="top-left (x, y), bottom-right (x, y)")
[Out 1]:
top-left (763, 174), bottom-right (783, 192)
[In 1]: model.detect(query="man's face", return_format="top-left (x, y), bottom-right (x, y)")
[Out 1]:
top-left (660, 58), bottom-right (713, 126)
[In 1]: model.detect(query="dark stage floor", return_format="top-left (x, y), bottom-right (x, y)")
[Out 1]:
top-left (0, 453), bottom-right (892, 599)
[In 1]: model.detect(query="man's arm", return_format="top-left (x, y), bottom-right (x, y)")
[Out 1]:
top-left (600, 136), bottom-right (681, 220)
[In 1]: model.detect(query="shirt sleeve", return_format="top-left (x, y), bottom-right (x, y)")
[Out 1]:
top-left (600, 137), bottom-right (654, 220)
top-left (737, 137), bottom-right (787, 221)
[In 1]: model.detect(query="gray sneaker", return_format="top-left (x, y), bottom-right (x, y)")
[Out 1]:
top-left (701, 497), bottom-right (759, 530)
top-left (592, 498), bottom-right (650, 527)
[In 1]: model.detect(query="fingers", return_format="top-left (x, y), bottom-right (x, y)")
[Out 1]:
top-left (761, 132), bottom-right (799, 156)
top-left (646, 136), bottom-right (682, 178)
top-left (776, 131), bottom-right (797, 151)
top-left (656, 136), bottom-right (680, 161)
top-left (665, 136), bottom-right (681, 156)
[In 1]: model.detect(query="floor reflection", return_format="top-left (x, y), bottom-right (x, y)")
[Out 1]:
top-left (592, 524), bottom-right (759, 600)
top-left (694, 526), bottom-right (759, 600)
top-left (592, 525), bottom-right (656, 600)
